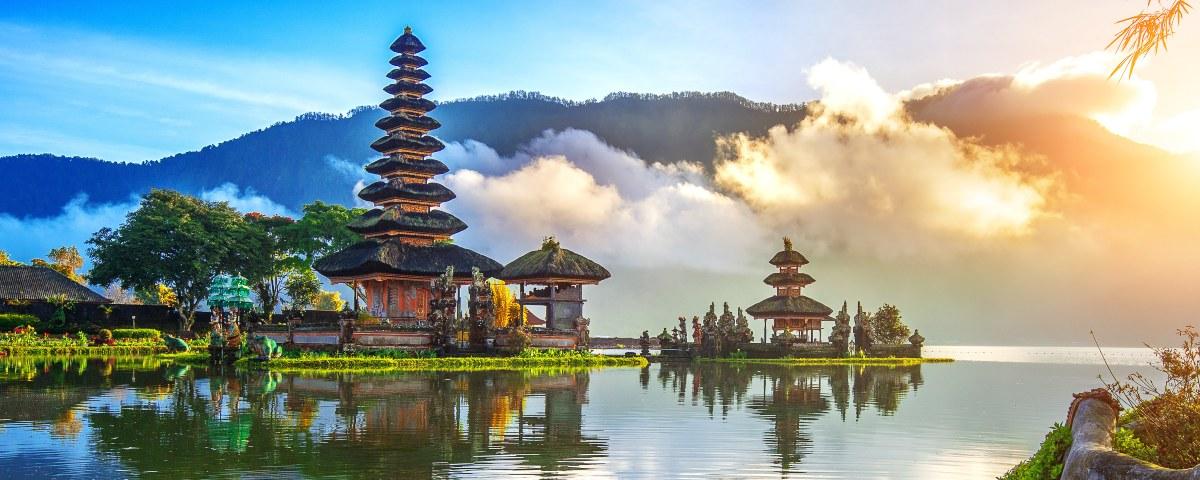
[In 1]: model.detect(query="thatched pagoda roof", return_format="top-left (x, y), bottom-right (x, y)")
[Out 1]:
top-left (763, 272), bottom-right (815, 287)
top-left (364, 157), bottom-right (449, 176)
top-left (499, 238), bottom-right (611, 283)
top-left (387, 67), bottom-right (430, 81)
top-left (769, 238), bottom-right (809, 267)
top-left (389, 27), bottom-right (426, 54)
top-left (357, 180), bottom-right (456, 204)
top-left (746, 295), bottom-right (833, 318)
top-left (389, 55), bottom-right (428, 69)
top-left (370, 134), bottom-right (445, 155)
top-left (384, 82), bottom-right (434, 97)
top-left (0, 266), bottom-right (109, 303)
top-left (380, 96), bottom-right (436, 114)
top-left (314, 238), bottom-right (501, 279)
top-left (375, 113), bottom-right (440, 133)
top-left (347, 208), bottom-right (467, 236)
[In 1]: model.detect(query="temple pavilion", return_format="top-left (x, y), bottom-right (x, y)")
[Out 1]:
top-left (314, 27), bottom-right (501, 322)
top-left (746, 238), bottom-right (834, 343)
top-left (498, 238), bottom-right (610, 331)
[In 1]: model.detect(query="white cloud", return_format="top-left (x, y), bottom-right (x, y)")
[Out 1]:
top-left (198, 183), bottom-right (296, 218)
top-left (440, 130), bottom-right (770, 272)
top-left (713, 59), bottom-right (1056, 258)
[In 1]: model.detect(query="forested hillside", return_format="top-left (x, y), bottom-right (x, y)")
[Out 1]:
top-left (1, 92), bottom-right (808, 217)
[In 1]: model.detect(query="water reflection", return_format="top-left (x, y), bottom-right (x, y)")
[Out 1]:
top-left (0, 357), bottom-right (927, 478)
top-left (653, 362), bottom-right (924, 471)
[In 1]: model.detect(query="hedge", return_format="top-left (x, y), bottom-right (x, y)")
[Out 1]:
top-left (111, 328), bottom-right (162, 341)
top-left (0, 313), bottom-right (40, 331)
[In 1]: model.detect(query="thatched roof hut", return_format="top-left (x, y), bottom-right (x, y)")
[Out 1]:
top-left (499, 238), bottom-right (611, 284)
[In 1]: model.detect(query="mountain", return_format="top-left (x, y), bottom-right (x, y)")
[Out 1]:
top-left (0, 91), bottom-right (807, 218)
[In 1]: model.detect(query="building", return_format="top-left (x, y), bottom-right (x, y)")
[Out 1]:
top-left (0, 265), bottom-right (109, 304)
top-left (498, 238), bottom-right (610, 332)
top-left (314, 27), bottom-right (501, 323)
top-left (745, 238), bottom-right (833, 343)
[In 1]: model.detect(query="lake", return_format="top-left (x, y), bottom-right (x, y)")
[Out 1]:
top-left (0, 347), bottom-right (1161, 479)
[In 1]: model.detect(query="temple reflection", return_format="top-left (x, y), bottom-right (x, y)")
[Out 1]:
top-left (655, 363), bottom-right (926, 471)
top-left (0, 357), bottom-right (929, 477)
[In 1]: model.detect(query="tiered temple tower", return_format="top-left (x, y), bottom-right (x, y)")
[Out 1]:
top-left (746, 237), bottom-right (833, 343)
top-left (315, 27), bottom-right (501, 322)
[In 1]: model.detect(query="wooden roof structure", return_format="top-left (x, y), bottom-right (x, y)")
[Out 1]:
top-left (0, 266), bottom-right (109, 303)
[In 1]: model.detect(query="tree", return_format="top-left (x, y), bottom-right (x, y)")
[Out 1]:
top-left (1110, 0), bottom-right (1190, 79)
top-left (870, 304), bottom-right (910, 344)
top-left (284, 268), bottom-right (321, 312)
top-left (243, 213), bottom-right (301, 322)
top-left (31, 246), bottom-right (85, 284)
top-left (88, 189), bottom-right (262, 332)
top-left (314, 290), bottom-right (346, 312)
top-left (135, 284), bottom-right (177, 306)
top-left (0, 250), bottom-right (20, 266)
top-left (102, 283), bottom-right (140, 304)
top-left (281, 201), bottom-right (365, 267)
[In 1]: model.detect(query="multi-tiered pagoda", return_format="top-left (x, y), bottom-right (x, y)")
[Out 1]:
top-left (315, 27), bottom-right (501, 322)
top-left (746, 238), bottom-right (833, 343)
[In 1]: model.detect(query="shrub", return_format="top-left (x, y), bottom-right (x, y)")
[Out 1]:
top-left (0, 313), bottom-right (39, 331)
top-left (1000, 423), bottom-right (1071, 480)
top-left (111, 328), bottom-right (162, 341)
top-left (1105, 326), bottom-right (1200, 468)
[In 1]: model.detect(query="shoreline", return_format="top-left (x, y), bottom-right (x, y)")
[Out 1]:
top-left (697, 357), bottom-right (954, 366)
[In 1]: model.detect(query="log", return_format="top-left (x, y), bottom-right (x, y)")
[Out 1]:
top-left (1062, 389), bottom-right (1200, 479)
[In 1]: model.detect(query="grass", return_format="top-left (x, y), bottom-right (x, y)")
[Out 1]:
top-left (699, 356), bottom-right (954, 366)
top-left (1, 344), bottom-right (165, 356)
top-left (235, 348), bottom-right (649, 373)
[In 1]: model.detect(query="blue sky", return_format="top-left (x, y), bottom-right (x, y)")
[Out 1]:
top-left (3, 0), bottom-right (1196, 163)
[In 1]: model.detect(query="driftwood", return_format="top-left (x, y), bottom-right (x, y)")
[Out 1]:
top-left (1063, 389), bottom-right (1200, 479)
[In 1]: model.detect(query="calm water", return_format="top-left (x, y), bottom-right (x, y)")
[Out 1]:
top-left (0, 348), bottom-right (1162, 479)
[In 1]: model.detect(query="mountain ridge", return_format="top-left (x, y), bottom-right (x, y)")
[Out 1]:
top-left (1, 91), bottom-right (809, 217)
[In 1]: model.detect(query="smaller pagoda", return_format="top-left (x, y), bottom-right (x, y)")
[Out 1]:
top-left (498, 237), bottom-right (610, 332)
top-left (746, 237), bottom-right (833, 343)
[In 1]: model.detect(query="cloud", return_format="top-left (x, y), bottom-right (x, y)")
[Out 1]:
top-left (0, 185), bottom-right (294, 275)
top-left (713, 59), bottom-right (1057, 258)
top-left (199, 183), bottom-right (296, 217)
top-left (0, 195), bottom-right (138, 270)
top-left (440, 130), bottom-right (770, 272)
top-left (905, 52), bottom-right (1172, 150)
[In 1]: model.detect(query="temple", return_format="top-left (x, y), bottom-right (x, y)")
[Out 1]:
top-left (314, 27), bottom-right (501, 323)
top-left (746, 237), bottom-right (834, 343)
top-left (498, 238), bottom-right (609, 347)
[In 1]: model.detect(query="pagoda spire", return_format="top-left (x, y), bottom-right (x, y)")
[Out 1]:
top-left (351, 27), bottom-right (466, 245)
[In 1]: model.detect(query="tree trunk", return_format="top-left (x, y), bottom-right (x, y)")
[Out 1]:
top-left (178, 301), bottom-right (197, 334)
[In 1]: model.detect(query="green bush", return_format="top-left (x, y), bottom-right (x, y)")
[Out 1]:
top-left (0, 313), bottom-right (39, 331)
top-left (1000, 423), bottom-right (1071, 480)
top-left (111, 328), bottom-right (162, 341)
top-left (1113, 427), bottom-right (1159, 464)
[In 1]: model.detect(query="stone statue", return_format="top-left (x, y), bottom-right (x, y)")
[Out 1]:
top-left (734, 307), bottom-right (754, 344)
top-left (677, 316), bottom-right (688, 346)
top-left (852, 301), bottom-right (874, 353)
top-left (248, 335), bottom-right (282, 361)
top-left (428, 266), bottom-right (458, 348)
top-left (575, 317), bottom-right (591, 349)
top-left (717, 302), bottom-right (736, 355)
top-left (908, 329), bottom-right (925, 347)
top-left (639, 330), bottom-right (651, 355)
top-left (701, 304), bottom-right (719, 357)
top-left (163, 334), bottom-right (189, 353)
top-left (468, 267), bottom-right (495, 330)
top-left (829, 301), bottom-right (853, 355)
